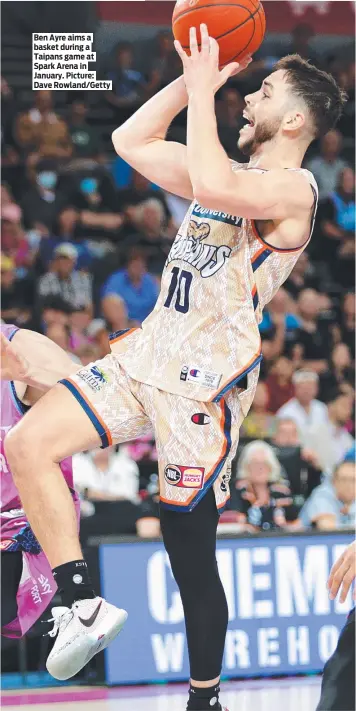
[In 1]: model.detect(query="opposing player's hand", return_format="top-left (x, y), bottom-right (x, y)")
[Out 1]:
top-left (174, 23), bottom-right (251, 96)
top-left (327, 540), bottom-right (356, 603)
top-left (0, 332), bottom-right (30, 382)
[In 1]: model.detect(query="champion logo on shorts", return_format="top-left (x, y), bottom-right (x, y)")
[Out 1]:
top-left (191, 413), bottom-right (210, 425)
top-left (164, 465), bottom-right (205, 489)
top-left (77, 365), bottom-right (109, 392)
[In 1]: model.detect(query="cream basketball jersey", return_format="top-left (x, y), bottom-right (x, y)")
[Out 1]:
top-left (111, 164), bottom-right (318, 405)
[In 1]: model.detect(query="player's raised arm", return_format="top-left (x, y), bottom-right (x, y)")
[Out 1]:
top-left (111, 57), bottom-right (246, 200)
top-left (1, 330), bottom-right (80, 405)
top-left (112, 76), bottom-right (193, 199)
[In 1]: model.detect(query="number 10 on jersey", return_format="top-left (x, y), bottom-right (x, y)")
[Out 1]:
top-left (164, 267), bottom-right (192, 314)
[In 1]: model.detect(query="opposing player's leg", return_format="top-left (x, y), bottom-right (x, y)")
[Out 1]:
top-left (316, 608), bottom-right (355, 711)
top-left (5, 355), bottom-right (151, 679)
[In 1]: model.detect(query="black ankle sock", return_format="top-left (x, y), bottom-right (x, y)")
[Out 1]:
top-left (52, 560), bottom-right (96, 609)
top-left (187, 684), bottom-right (221, 710)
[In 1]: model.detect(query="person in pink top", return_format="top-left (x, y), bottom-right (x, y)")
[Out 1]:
top-left (0, 325), bottom-right (127, 658)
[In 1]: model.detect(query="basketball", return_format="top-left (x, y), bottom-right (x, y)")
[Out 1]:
top-left (172, 0), bottom-right (266, 67)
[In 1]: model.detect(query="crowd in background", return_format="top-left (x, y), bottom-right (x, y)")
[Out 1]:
top-left (1, 24), bottom-right (355, 541)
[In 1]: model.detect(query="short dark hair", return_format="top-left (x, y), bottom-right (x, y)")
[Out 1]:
top-left (273, 54), bottom-right (348, 138)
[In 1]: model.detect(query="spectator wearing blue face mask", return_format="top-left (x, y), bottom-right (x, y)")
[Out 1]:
top-left (21, 163), bottom-right (67, 233)
top-left (73, 174), bottom-right (123, 248)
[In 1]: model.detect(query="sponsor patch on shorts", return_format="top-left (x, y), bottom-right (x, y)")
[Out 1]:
top-left (77, 365), bottom-right (110, 392)
top-left (164, 465), bottom-right (205, 489)
top-left (184, 366), bottom-right (222, 389)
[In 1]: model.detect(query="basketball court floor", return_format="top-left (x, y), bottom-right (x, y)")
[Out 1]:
top-left (2, 677), bottom-right (322, 711)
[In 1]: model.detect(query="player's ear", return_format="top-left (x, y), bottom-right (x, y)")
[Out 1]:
top-left (283, 111), bottom-right (305, 133)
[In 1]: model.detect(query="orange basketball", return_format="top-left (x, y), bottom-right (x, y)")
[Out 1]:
top-left (172, 0), bottom-right (265, 67)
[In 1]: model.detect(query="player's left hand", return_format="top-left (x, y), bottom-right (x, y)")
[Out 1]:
top-left (0, 332), bottom-right (30, 382)
top-left (327, 540), bottom-right (356, 603)
top-left (174, 23), bottom-right (251, 96)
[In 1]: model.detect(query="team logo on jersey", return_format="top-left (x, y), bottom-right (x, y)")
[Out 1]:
top-left (166, 219), bottom-right (232, 278)
top-left (78, 365), bottom-right (109, 392)
top-left (220, 465), bottom-right (232, 493)
top-left (191, 413), bottom-right (210, 425)
top-left (164, 465), bottom-right (205, 489)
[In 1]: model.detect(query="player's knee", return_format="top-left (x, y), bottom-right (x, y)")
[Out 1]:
top-left (5, 420), bottom-right (48, 475)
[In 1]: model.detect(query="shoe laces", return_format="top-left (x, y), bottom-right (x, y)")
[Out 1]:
top-left (44, 608), bottom-right (73, 638)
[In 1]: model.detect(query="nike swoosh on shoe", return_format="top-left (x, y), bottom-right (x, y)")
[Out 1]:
top-left (78, 600), bottom-right (103, 628)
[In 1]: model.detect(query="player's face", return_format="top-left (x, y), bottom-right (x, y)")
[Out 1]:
top-left (238, 70), bottom-right (291, 156)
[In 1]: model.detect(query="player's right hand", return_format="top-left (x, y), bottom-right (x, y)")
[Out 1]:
top-left (327, 540), bottom-right (356, 603)
top-left (0, 332), bottom-right (30, 382)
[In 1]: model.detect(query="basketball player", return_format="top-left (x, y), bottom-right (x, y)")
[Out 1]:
top-left (5, 25), bottom-right (346, 709)
top-left (1, 327), bottom-right (127, 652)
top-left (316, 539), bottom-right (355, 711)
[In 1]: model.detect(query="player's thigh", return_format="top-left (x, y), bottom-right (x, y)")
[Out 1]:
top-left (145, 388), bottom-right (241, 512)
top-left (6, 355), bottom-right (151, 463)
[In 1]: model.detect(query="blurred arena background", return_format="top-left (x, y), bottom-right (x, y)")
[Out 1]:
top-left (1, 1), bottom-right (355, 709)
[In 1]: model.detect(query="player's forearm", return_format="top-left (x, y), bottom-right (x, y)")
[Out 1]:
top-left (112, 76), bottom-right (188, 154)
top-left (187, 89), bottom-right (232, 202)
top-left (23, 358), bottom-right (80, 393)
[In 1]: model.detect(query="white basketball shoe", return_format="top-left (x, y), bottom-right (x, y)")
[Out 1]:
top-left (46, 597), bottom-right (128, 680)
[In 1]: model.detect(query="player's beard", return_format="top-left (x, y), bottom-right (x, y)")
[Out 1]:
top-left (238, 116), bottom-right (282, 157)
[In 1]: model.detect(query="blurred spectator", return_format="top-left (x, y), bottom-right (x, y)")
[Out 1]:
top-left (303, 389), bottom-right (354, 473)
top-left (21, 162), bottom-right (67, 233)
top-left (136, 473), bottom-right (160, 538)
top-left (216, 87), bottom-right (245, 160)
top-left (272, 418), bottom-right (322, 498)
top-left (45, 321), bottom-right (80, 363)
top-left (277, 370), bottom-right (328, 436)
top-left (73, 447), bottom-right (139, 503)
top-left (340, 292), bottom-right (355, 358)
top-left (101, 249), bottom-right (159, 325)
top-left (147, 31), bottom-right (179, 93)
top-left (1, 184), bottom-right (22, 223)
top-left (40, 295), bottom-right (73, 331)
top-left (1, 254), bottom-right (33, 326)
top-left (284, 252), bottom-right (321, 300)
top-left (74, 447), bottom-right (140, 539)
top-left (85, 319), bottom-right (110, 359)
top-left (68, 98), bottom-right (103, 161)
top-left (1, 212), bottom-right (32, 271)
top-left (124, 199), bottom-right (171, 276)
top-left (318, 167), bottom-right (355, 288)
top-left (117, 170), bottom-right (171, 227)
top-left (230, 441), bottom-right (300, 531)
top-left (241, 382), bottom-right (275, 439)
top-left (287, 23), bottom-right (319, 64)
top-left (260, 288), bottom-right (299, 354)
top-left (293, 289), bottom-right (330, 373)
top-left (101, 293), bottom-right (128, 333)
top-left (15, 90), bottom-right (72, 161)
top-left (106, 42), bottom-right (146, 112)
top-left (38, 243), bottom-right (92, 313)
top-left (1, 77), bottom-right (17, 152)
top-left (319, 343), bottom-right (355, 403)
top-left (300, 460), bottom-right (356, 530)
top-left (306, 130), bottom-right (348, 201)
top-left (72, 174), bottom-right (123, 247)
top-left (265, 356), bottom-right (295, 414)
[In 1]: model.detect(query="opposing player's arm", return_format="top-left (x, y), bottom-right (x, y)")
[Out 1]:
top-left (1, 330), bottom-right (80, 406)
top-left (112, 76), bottom-right (193, 200)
